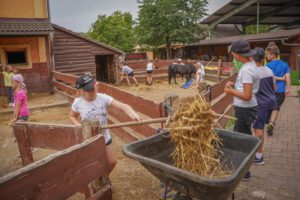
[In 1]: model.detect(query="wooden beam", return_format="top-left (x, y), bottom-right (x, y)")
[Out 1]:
top-left (53, 80), bottom-right (77, 96)
top-left (246, 0), bottom-right (298, 25)
top-left (0, 135), bottom-right (111, 200)
top-left (13, 122), bottom-right (82, 151)
top-left (52, 71), bottom-right (78, 85)
top-left (209, 0), bottom-right (257, 29)
top-left (13, 124), bottom-right (34, 166)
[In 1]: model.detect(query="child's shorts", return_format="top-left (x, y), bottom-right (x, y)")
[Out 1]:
top-left (128, 71), bottom-right (134, 77)
top-left (17, 116), bottom-right (29, 121)
top-left (253, 109), bottom-right (272, 129)
top-left (146, 70), bottom-right (153, 74)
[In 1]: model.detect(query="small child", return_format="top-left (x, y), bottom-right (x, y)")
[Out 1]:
top-left (1, 65), bottom-right (15, 106)
top-left (69, 75), bottom-right (142, 173)
top-left (12, 74), bottom-right (29, 122)
top-left (252, 47), bottom-right (277, 164)
top-left (195, 62), bottom-right (206, 92)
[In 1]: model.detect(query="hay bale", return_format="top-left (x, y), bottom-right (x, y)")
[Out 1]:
top-left (168, 95), bottom-right (230, 178)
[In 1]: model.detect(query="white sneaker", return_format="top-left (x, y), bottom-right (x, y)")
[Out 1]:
top-left (11, 103), bottom-right (14, 107)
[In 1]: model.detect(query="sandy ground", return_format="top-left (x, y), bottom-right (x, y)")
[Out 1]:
top-left (0, 105), bottom-right (163, 200)
top-left (117, 79), bottom-right (215, 103)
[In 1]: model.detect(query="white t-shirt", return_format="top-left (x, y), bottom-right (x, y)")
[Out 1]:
top-left (122, 65), bottom-right (133, 74)
top-left (234, 61), bottom-right (259, 108)
top-left (146, 63), bottom-right (154, 71)
top-left (72, 93), bottom-right (113, 143)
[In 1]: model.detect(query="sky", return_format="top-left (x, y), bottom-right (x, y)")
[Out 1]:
top-left (49, 0), bottom-right (230, 33)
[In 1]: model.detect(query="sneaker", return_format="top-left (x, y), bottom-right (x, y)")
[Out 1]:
top-left (243, 171), bottom-right (251, 181)
top-left (267, 123), bottom-right (274, 136)
top-left (11, 103), bottom-right (14, 107)
top-left (254, 156), bottom-right (265, 165)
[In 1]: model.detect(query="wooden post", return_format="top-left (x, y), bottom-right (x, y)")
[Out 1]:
top-left (13, 124), bottom-right (33, 166)
top-left (80, 120), bottom-right (112, 199)
top-left (217, 59), bottom-right (222, 81)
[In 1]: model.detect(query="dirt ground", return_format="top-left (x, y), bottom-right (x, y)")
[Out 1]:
top-left (0, 105), bottom-right (163, 200)
top-left (117, 79), bottom-right (215, 103)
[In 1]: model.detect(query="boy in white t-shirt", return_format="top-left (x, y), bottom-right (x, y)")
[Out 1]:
top-left (70, 75), bottom-right (142, 173)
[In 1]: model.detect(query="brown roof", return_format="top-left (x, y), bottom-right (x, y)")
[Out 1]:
top-left (52, 24), bottom-right (124, 55)
top-left (0, 19), bottom-right (53, 35)
top-left (190, 28), bottom-right (300, 46)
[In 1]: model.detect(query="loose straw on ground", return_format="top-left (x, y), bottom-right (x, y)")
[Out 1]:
top-left (167, 95), bottom-right (231, 178)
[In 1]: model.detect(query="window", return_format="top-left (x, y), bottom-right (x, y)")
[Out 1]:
top-left (6, 50), bottom-right (27, 65)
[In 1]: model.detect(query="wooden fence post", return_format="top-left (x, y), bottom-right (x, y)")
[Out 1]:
top-left (13, 124), bottom-right (33, 166)
top-left (217, 59), bottom-right (222, 81)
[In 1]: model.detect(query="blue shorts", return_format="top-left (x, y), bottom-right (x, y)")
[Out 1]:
top-left (253, 109), bottom-right (272, 129)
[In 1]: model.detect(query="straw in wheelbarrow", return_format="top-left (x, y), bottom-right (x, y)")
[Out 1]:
top-left (168, 95), bottom-right (231, 178)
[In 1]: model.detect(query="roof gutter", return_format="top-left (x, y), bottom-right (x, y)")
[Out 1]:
top-left (281, 39), bottom-right (300, 47)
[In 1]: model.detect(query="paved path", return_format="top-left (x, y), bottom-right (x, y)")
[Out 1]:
top-left (234, 86), bottom-right (300, 200)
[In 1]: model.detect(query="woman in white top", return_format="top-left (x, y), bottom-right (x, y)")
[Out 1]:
top-left (195, 62), bottom-right (205, 91)
top-left (70, 75), bottom-right (142, 174)
top-left (146, 60), bottom-right (155, 85)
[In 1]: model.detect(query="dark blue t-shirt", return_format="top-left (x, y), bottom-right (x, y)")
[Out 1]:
top-left (255, 67), bottom-right (277, 110)
top-left (266, 60), bottom-right (290, 93)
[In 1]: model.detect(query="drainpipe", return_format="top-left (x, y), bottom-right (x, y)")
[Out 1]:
top-left (47, 0), bottom-right (51, 20)
top-left (256, 0), bottom-right (259, 34)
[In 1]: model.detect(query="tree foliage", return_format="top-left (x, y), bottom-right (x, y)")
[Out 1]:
top-left (87, 11), bottom-right (136, 52)
top-left (136, 0), bottom-right (208, 58)
top-left (245, 25), bottom-right (272, 34)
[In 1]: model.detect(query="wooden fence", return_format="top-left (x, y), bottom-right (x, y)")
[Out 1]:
top-left (0, 121), bottom-right (112, 200)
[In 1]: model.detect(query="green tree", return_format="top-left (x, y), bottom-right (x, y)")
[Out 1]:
top-left (136, 0), bottom-right (208, 59)
top-left (87, 11), bottom-right (136, 52)
top-left (245, 25), bottom-right (272, 34)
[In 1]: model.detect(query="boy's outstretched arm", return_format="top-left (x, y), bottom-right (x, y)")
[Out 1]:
top-left (110, 100), bottom-right (142, 122)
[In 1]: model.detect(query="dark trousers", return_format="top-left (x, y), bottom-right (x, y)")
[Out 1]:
top-left (234, 106), bottom-right (257, 135)
top-left (5, 86), bottom-right (14, 103)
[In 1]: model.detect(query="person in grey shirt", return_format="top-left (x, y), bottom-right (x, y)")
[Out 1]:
top-left (224, 39), bottom-right (258, 180)
top-left (119, 64), bottom-right (139, 86)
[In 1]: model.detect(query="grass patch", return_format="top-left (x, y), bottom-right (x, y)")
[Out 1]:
top-left (291, 71), bottom-right (300, 86)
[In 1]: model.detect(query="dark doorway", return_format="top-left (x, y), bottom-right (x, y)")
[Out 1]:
top-left (95, 55), bottom-right (109, 82)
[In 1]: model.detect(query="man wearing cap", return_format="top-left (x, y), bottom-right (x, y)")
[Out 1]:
top-left (69, 75), bottom-right (142, 173)
top-left (224, 39), bottom-right (259, 179)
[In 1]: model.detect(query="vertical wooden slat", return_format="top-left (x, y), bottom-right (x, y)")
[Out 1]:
top-left (13, 124), bottom-right (34, 166)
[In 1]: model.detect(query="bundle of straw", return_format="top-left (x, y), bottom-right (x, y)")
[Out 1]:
top-left (168, 95), bottom-right (230, 178)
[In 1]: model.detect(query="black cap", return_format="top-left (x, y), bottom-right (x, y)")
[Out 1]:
top-left (230, 40), bottom-right (256, 57)
top-left (76, 75), bottom-right (95, 91)
top-left (252, 47), bottom-right (265, 62)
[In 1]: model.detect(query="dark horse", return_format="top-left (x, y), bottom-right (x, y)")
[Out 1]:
top-left (168, 64), bottom-right (196, 84)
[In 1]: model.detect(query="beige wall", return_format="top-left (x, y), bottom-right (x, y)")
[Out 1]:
top-left (0, 36), bottom-right (48, 69)
top-left (0, 0), bottom-right (48, 18)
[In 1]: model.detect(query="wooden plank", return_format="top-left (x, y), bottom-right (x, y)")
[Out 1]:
top-left (210, 74), bottom-right (237, 100)
top-left (53, 71), bottom-right (78, 85)
top-left (53, 80), bottom-right (77, 96)
top-left (0, 135), bottom-right (111, 200)
top-left (211, 93), bottom-right (233, 114)
top-left (13, 124), bottom-right (34, 166)
top-left (13, 122), bottom-right (82, 150)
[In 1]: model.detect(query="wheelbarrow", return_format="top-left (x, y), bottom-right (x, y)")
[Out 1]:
top-left (123, 129), bottom-right (261, 200)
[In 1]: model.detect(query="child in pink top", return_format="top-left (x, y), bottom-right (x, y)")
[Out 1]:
top-left (12, 74), bottom-right (29, 122)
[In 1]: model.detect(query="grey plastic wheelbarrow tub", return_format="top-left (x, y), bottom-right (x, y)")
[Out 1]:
top-left (123, 129), bottom-right (260, 200)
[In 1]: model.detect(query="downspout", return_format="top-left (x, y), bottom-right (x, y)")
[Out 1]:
top-left (47, 0), bottom-right (51, 20)
top-left (256, 0), bottom-right (259, 34)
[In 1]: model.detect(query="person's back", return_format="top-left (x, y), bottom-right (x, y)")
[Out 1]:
top-left (234, 61), bottom-right (259, 108)
top-left (255, 66), bottom-right (277, 110)
top-left (267, 59), bottom-right (290, 93)
top-left (122, 65), bottom-right (133, 74)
